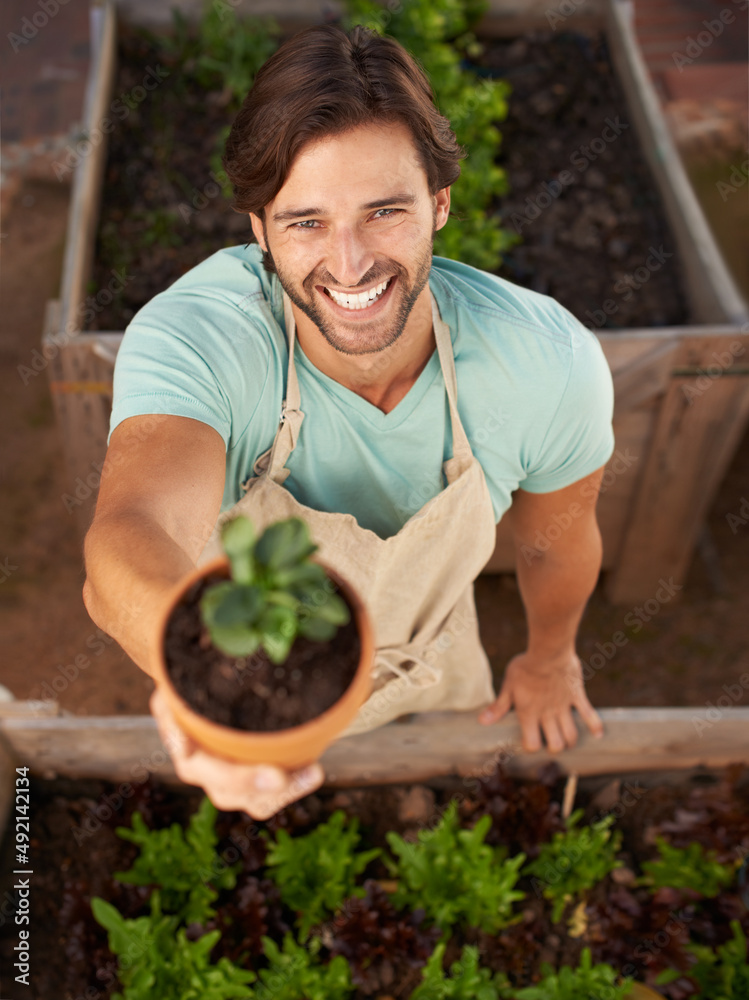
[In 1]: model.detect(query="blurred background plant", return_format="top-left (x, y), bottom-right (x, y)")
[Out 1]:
top-left (345, 0), bottom-right (518, 271)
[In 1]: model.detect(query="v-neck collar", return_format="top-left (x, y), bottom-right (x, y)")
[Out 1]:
top-left (293, 338), bottom-right (443, 430)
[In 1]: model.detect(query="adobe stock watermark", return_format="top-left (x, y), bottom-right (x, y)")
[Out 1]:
top-left (585, 246), bottom-right (673, 328)
top-left (726, 496), bottom-right (749, 534)
top-left (510, 117), bottom-right (629, 233)
top-left (32, 602), bottom-right (140, 703)
top-left (52, 66), bottom-right (170, 181)
top-left (61, 412), bottom-right (169, 513)
top-left (691, 672), bottom-right (749, 736)
top-left (681, 341), bottom-right (745, 401)
top-left (520, 448), bottom-right (638, 565)
top-left (672, 3), bottom-right (746, 72)
top-left (716, 158), bottom-right (749, 202)
top-left (17, 267), bottom-right (134, 385)
top-left (580, 578), bottom-right (683, 683)
top-left (546, 0), bottom-right (590, 30)
top-left (70, 732), bottom-right (184, 845)
top-left (178, 168), bottom-right (231, 223)
top-left (0, 557), bottom-right (19, 583)
top-left (7, 0), bottom-right (71, 53)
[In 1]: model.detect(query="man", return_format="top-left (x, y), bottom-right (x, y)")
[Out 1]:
top-left (83, 25), bottom-right (614, 820)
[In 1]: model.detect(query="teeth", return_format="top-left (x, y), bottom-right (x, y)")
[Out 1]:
top-left (326, 279), bottom-right (390, 310)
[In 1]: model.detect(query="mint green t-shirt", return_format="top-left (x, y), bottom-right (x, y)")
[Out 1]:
top-left (109, 245), bottom-right (614, 537)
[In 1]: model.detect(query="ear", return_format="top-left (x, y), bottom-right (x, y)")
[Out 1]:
top-left (249, 212), bottom-right (267, 250)
top-left (434, 187), bottom-right (451, 232)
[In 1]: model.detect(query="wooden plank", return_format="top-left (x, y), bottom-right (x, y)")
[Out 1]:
top-left (0, 701), bottom-right (62, 719)
top-left (607, 343), bottom-right (749, 603)
top-left (2, 708), bottom-right (748, 786)
top-left (604, 0), bottom-right (749, 325)
top-left (611, 339), bottom-right (678, 416)
top-left (58, 0), bottom-right (117, 332)
top-left (45, 324), bottom-right (114, 540)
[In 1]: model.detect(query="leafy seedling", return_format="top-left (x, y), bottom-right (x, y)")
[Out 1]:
top-left (523, 809), bottom-right (623, 924)
top-left (91, 892), bottom-right (255, 1000)
top-left (114, 796), bottom-right (239, 925)
top-left (264, 810), bottom-right (380, 939)
top-left (411, 942), bottom-right (513, 999)
top-left (514, 948), bottom-right (633, 1000)
top-left (638, 837), bottom-right (738, 897)
top-left (385, 799), bottom-right (526, 933)
top-left (254, 934), bottom-right (353, 1000)
top-left (201, 515), bottom-right (350, 663)
top-left (656, 920), bottom-right (749, 999)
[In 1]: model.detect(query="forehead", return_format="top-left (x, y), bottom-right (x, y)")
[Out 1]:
top-left (272, 121), bottom-right (429, 211)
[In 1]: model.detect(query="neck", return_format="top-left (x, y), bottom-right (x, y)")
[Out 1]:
top-left (292, 286), bottom-right (436, 414)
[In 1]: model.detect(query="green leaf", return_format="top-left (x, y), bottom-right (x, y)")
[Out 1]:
top-left (202, 582), bottom-right (263, 629)
top-left (220, 516), bottom-right (256, 585)
top-left (205, 624), bottom-right (262, 658)
top-left (273, 562), bottom-right (328, 591)
top-left (311, 592), bottom-right (351, 626)
top-left (298, 617), bottom-right (338, 642)
top-left (255, 518), bottom-right (318, 571)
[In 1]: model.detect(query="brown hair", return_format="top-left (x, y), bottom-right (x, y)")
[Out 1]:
top-left (222, 24), bottom-right (463, 236)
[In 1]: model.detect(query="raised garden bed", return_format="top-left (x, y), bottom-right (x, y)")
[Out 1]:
top-left (46, 0), bottom-right (749, 604)
top-left (1, 710), bottom-right (748, 998)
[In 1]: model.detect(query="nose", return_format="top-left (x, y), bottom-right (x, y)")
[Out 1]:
top-left (325, 226), bottom-right (375, 288)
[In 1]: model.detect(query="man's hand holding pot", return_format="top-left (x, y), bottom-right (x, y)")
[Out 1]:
top-left (149, 688), bottom-right (325, 820)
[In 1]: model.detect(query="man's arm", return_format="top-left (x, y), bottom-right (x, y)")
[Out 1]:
top-left (479, 465), bottom-right (605, 752)
top-left (83, 415), bottom-right (226, 674)
top-left (83, 414), bottom-right (324, 817)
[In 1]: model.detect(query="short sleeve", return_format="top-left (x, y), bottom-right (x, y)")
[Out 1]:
top-left (109, 287), bottom-right (269, 448)
top-left (519, 325), bottom-right (614, 494)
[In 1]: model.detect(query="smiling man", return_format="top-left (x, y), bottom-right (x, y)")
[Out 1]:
top-left (83, 25), bottom-right (614, 819)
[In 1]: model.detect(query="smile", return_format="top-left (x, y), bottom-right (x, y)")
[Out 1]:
top-left (323, 278), bottom-right (393, 311)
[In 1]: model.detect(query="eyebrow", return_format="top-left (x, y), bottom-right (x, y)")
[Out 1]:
top-left (272, 193), bottom-right (417, 223)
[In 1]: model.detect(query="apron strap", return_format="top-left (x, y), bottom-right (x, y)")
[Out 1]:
top-left (264, 293), bottom-right (305, 483)
top-left (429, 292), bottom-right (474, 476)
top-left (266, 288), bottom-right (476, 482)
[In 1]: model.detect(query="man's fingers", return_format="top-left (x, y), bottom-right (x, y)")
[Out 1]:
top-left (478, 688), bottom-right (512, 725)
top-left (150, 688), bottom-right (197, 759)
top-left (149, 688), bottom-right (325, 818)
top-left (540, 714), bottom-right (564, 754)
top-left (573, 690), bottom-right (604, 739)
top-left (559, 709), bottom-right (579, 749)
top-left (518, 714), bottom-right (542, 753)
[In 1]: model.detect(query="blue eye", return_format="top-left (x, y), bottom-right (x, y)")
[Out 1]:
top-left (294, 219), bottom-right (319, 229)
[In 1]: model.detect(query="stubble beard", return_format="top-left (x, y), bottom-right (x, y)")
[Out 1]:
top-left (266, 228), bottom-right (435, 357)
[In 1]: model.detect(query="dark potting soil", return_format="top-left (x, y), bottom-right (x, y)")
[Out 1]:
top-left (1, 769), bottom-right (747, 999)
top-left (87, 25), bottom-right (687, 333)
top-left (164, 573), bottom-right (360, 731)
top-left (482, 31), bottom-right (688, 330)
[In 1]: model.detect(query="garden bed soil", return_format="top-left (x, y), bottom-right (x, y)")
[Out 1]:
top-left (165, 574), bottom-right (360, 731)
top-left (2, 765), bottom-right (747, 999)
top-left (87, 25), bottom-right (687, 333)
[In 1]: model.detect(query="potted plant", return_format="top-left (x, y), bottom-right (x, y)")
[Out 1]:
top-left (151, 515), bottom-right (374, 768)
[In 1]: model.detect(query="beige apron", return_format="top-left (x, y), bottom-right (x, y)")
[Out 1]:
top-left (199, 290), bottom-right (497, 735)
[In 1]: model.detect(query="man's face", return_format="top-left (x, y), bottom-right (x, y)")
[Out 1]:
top-left (250, 122), bottom-right (450, 356)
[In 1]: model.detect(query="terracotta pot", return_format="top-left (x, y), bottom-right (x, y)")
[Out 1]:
top-left (151, 556), bottom-right (374, 769)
